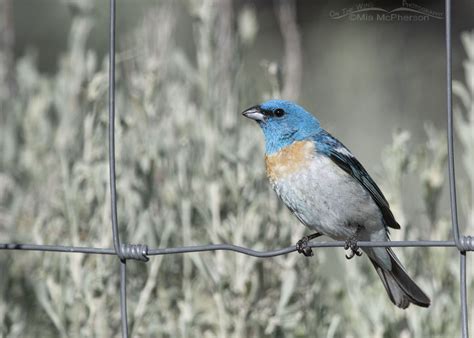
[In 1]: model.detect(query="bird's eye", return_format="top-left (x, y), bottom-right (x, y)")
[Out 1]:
top-left (274, 108), bottom-right (285, 117)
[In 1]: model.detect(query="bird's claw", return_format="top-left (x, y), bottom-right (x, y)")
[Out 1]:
top-left (296, 236), bottom-right (314, 257)
top-left (344, 239), bottom-right (363, 260)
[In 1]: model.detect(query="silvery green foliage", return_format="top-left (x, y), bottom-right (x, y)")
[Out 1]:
top-left (0, 2), bottom-right (472, 337)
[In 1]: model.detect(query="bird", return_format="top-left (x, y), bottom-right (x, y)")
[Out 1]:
top-left (242, 99), bottom-right (430, 309)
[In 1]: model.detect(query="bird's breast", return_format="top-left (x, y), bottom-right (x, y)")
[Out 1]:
top-left (265, 143), bottom-right (383, 239)
top-left (265, 140), bottom-right (315, 182)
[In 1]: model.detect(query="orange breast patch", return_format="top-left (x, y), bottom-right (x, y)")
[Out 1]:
top-left (265, 141), bottom-right (315, 181)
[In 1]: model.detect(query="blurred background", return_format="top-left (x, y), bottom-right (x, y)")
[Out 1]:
top-left (0, 0), bottom-right (473, 337)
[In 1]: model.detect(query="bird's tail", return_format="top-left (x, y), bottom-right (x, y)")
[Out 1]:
top-left (368, 248), bottom-right (430, 309)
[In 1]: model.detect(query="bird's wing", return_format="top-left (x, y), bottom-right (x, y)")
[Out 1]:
top-left (314, 131), bottom-right (401, 230)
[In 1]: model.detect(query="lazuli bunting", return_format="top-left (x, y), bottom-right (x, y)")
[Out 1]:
top-left (242, 99), bottom-right (430, 309)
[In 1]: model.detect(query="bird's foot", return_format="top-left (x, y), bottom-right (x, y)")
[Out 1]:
top-left (344, 238), bottom-right (363, 260)
top-left (296, 236), bottom-right (313, 257)
top-left (296, 232), bottom-right (322, 257)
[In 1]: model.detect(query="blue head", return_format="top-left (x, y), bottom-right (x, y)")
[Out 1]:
top-left (242, 99), bottom-right (321, 154)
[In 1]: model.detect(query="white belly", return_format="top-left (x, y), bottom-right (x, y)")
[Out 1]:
top-left (271, 154), bottom-right (384, 240)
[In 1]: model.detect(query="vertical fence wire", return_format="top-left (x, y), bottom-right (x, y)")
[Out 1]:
top-left (445, 0), bottom-right (461, 246)
top-left (460, 253), bottom-right (469, 338)
top-left (108, 0), bottom-right (121, 258)
top-left (445, 0), bottom-right (470, 337)
top-left (108, 0), bottom-right (130, 337)
top-left (120, 261), bottom-right (129, 337)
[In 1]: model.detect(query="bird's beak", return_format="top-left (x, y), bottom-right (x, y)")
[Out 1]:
top-left (241, 105), bottom-right (265, 122)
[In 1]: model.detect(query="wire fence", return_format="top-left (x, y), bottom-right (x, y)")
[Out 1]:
top-left (0, 0), bottom-right (472, 337)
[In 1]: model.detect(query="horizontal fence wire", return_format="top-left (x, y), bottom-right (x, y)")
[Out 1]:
top-left (0, 240), bottom-right (461, 256)
top-left (0, 0), bottom-right (471, 337)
